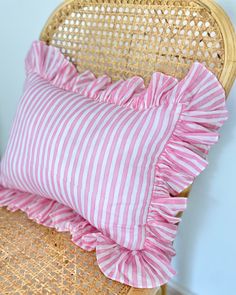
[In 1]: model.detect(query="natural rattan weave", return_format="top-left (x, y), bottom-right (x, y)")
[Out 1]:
top-left (41, 0), bottom-right (236, 94)
top-left (0, 0), bottom-right (235, 294)
top-left (0, 207), bottom-right (144, 295)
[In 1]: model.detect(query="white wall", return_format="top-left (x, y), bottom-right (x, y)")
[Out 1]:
top-left (0, 1), bottom-right (235, 295)
top-left (171, 2), bottom-right (236, 294)
top-left (0, 0), bottom-right (62, 154)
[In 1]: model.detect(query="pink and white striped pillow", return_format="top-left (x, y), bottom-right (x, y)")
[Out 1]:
top-left (0, 41), bottom-right (228, 288)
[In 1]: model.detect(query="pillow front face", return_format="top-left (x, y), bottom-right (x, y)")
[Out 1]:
top-left (1, 62), bottom-right (181, 250)
top-left (0, 41), bottom-right (228, 288)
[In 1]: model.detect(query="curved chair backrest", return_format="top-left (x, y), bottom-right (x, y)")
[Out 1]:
top-left (41, 0), bottom-right (236, 95)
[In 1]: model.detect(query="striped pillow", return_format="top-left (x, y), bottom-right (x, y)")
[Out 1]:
top-left (0, 41), bottom-right (228, 288)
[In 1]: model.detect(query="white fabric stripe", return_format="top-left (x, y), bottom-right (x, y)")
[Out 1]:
top-left (47, 48), bottom-right (65, 80)
top-left (46, 99), bottom-right (102, 207)
top-left (99, 110), bottom-right (150, 231)
top-left (78, 106), bottom-right (124, 217)
top-left (99, 80), bottom-right (122, 101)
top-left (94, 110), bottom-right (147, 230)
top-left (124, 103), bottom-right (181, 249)
top-left (40, 97), bottom-right (91, 202)
top-left (119, 79), bottom-right (143, 104)
top-left (145, 251), bottom-right (174, 278)
top-left (84, 107), bottom-right (131, 220)
top-left (3, 74), bottom-right (43, 180)
top-left (3, 75), bottom-right (42, 180)
top-left (134, 255), bottom-right (146, 287)
top-left (39, 95), bottom-right (91, 201)
top-left (89, 77), bottom-right (110, 97)
top-left (183, 69), bottom-right (210, 101)
top-left (199, 93), bottom-right (225, 109)
top-left (189, 80), bottom-right (222, 108)
top-left (24, 85), bottom-right (75, 194)
top-left (34, 92), bottom-right (81, 197)
top-left (141, 103), bottom-right (182, 225)
top-left (10, 80), bottom-right (58, 192)
top-left (91, 109), bottom-right (139, 228)
top-left (184, 63), bottom-right (205, 91)
top-left (113, 81), bottom-right (126, 104)
top-left (55, 102), bottom-right (114, 209)
top-left (110, 109), bottom-right (158, 246)
top-left (156, 74), bottom-right (163, 102)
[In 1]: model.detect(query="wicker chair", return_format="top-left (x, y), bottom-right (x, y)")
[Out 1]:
top-left (0, 0), bottom-right (235, 294)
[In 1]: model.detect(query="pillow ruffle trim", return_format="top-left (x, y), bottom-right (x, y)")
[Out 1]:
top-left (0, 41), bottom-right (228, 288)
top-left (97, 62), bottom-right (228, 287)
top-left (0, 186), bottom-right (183, 287)
top-left (25, 41), bottom-right (178, 110)
top-left (0, 188), bottom-right (100, 251)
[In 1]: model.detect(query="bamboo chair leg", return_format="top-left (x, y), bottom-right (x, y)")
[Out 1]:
top-left (161, 284), bottom-right (167, 295)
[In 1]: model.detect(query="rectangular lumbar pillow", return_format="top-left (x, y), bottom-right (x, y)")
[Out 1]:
top-left (0, 41), bottom-right (228, 288)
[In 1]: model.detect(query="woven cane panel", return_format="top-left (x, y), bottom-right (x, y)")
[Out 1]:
top-left (41, 0), bottom-right (225, 84)
top-left (0, 208), bottom-right (131, 295)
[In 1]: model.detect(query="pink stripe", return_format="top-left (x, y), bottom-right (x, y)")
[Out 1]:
top-left (58, 102), bottom-right (114, 210)
top-left (96, 111), bottom-right (149, 232)
top-left (109, 110), bottom-right (159, 248)
top-left (34, 94), bottom-right (84, 198)
top-left (89, 109), bottom-right (139, 228)
top-left (42, 97), bottom-right (95, 204)
top-left (82, 107), bottom-right (130, 219)
top-left (3, 74), bottom-right (43, 181)
top-left (8, 77), bottom-right (55, 191)
top-left (19, 82), bottom-right (70, 195)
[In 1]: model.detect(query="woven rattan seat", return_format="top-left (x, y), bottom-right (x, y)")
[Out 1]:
top-left (0, 0), bottom-right (235, 294)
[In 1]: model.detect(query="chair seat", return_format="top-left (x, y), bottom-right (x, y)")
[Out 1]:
top-left (0, 207), bottom-right (133, 294)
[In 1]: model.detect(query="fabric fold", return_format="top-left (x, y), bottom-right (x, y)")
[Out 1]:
top-left (0, 187), bottom-right (100, 251)
top-left (25, 41), bottom-right (180, 110)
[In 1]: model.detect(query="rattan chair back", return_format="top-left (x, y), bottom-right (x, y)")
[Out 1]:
top-left (41, 0), bottom-right (236, 95)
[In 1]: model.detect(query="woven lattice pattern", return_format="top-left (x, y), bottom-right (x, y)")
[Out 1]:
top-left (41, 0), bottom-right (225, 84)
top-left (0, 208), bottom-right (131, 295)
